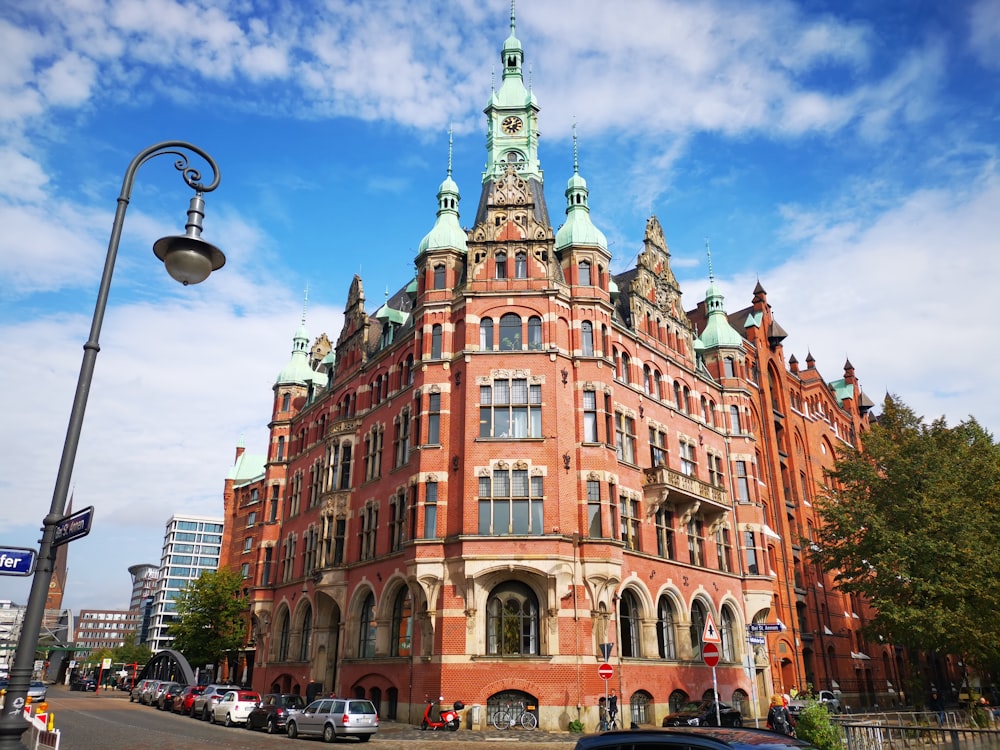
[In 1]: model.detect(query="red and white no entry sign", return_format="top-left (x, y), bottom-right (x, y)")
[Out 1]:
top-left (598, 663), bottom-right (614, 680)
top-left (702, 642), bottom-right (720, 667)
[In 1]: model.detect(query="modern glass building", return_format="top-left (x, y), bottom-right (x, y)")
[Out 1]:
top-left (147, 515), bottom-right (224, 653)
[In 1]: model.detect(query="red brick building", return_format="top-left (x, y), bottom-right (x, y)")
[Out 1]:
top-left (219, 9), bottom-right (931, 729)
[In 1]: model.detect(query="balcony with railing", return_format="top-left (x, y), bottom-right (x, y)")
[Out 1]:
top-left (642, 465), bottom-right (729, 523)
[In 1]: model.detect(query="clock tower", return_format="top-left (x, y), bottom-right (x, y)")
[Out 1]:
top-left (483, 3), bottom-right (542, 185)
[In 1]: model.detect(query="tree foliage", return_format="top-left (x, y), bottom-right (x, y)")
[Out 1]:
top-left (811, 395), bottom-right (1000, 670)
top-left (168, 567), bottom-right (248, 669)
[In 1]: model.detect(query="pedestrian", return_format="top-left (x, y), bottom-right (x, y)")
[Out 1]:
top-left (930, 688), bottom-right (945, 725)
top-left (598, 696), bottom-right (608, 731)
top-left (767, 694), bottom-right (795, 735)
top-left (608, 689), bottom-right (619, 728)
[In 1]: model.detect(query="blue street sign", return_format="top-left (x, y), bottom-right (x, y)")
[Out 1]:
top-left (747, 623), bottom-right (784, 633)
top-left (747, 636), bottom-right (766, 645)
top-left (0, 547), bottom-right (36, 576)
top-left (53, 506), bottom-right (95, 547)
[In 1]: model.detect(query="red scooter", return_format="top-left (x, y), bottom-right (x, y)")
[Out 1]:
top-left (420, 697), bottom-right (464, 731)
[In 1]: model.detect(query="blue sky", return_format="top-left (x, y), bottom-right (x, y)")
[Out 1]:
top-left (1, 0), bottom-right (998, 611)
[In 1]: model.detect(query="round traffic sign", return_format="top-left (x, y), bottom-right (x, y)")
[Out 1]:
top-left (598, 663), bottom-right (614, 680)
top-left (702, 642), bottom-right (720, 667)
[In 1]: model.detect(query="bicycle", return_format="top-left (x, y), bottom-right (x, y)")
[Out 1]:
top-left (492, 701), bottom-right (538, 730)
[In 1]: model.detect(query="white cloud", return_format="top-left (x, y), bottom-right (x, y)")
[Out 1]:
top-left (968, 0), bottom-right (1000, 69)
top-left (702, 167), bottom-right (1000, 433)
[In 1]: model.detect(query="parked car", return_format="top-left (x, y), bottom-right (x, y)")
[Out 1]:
top-left (139, 680), bottom-right (164, 705)
top-left (575, 727), bottom-right (814, 750)
top-left (788, 690), bottom-right (840, 717)
top-left (150, 681), bottom-right (177, 707)
top-left (286, 698), bottom-right (378, 743)
top-left (171, 685), bottom-right (205, 715)
top-left (191, 683), bottom-right (241, 720)
top-left (211, 689), bottom-right (261, 727)
top-left (130, 678), bottom-right (154, 703)
top-left (157, 683), bottom-right (185, 711)
top-left (70, 676), bottom-right (97, 692)
top-left (246, 693), bottom-right (306, 733)
top-left (661, 700), bottom-right (743, 727)
top-left (27, 682), bottom-right (48, 702)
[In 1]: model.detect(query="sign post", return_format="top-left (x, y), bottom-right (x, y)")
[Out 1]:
top-left (702, 642), bottom-right (721, 725)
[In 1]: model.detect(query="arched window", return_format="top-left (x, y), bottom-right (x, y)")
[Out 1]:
top-left (578, 260), bottom-right (592, 286)
top-left (358, 592), bottom-right (376, 658)
top-left (433, 264), bottom-right (446, 289)
top-left (499, 313), bottom-right (522, 351)
top-left (404, 354), bottom-right (414, 386)
top-left (515, 252), bottom-right (527, 278)
top-left (601, 325), bottom-right (609, 357)
top-left (581, 321), bottom-right (594, 356)
top-left (630, 690), bottom-right (653, 726)
top-left (620, 352), bottom-right (631, 384)
top-left (486, 581), bottom-right (539, 656)
top-left (724, 356), bottom-right (736, 378)
top-left (299, 604), bottom-right (313, 662)
top-left (390, 588), bottom-right (413, 657)
top-left (643, 365), bottom-right (652, 395)
top-left (527, 316), bottom-right (542, 350)
top-left (669, 690), bottom-right (689, 713)
top-left (430, 324), bottom-right (442, 359)
top-left (653, 370), bottom-right (662, 400)
top-left (689, 601), bottom-right (707, 659)
top-left (657, 596), bottom-right (677, 659)
top-left (729, 406), bottom-right (742, 435)
top-left (496, 251), bottom-right (508, 279)
top-left (480, 317), bottom-right (494, 350)
top-left (281, 392), bottom-right (291, 411)
top-left (721, 606), bottom-right (736, 662)
top-left (277, 610), bottom-right (290, 661)
top-left (619, 590), bottom-right (641, 657)
top-left (674, 382), bottom-right (684, 412)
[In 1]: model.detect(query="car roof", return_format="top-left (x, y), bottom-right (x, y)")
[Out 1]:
top-left (574, 727), bottom-right (816, 750)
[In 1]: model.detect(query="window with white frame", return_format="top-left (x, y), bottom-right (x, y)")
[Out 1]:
top-left (708, 452), bottom-right (724, 488)
top-left (478, 465), bottom-right (544, 535)
top-left (583, 389), bottom-right (599, 442)
top-left (687, 517), bottom-right (705, 566)
top-left (649, 427), bottom-right (667, 467)
top-left (515, 251), bottom-right (527, 278)
top-left (426, 392), bottom-right (441, 444)
top-left (615, 412), bottom-right (637, 464)
top-left (480, 317), bottom-right (494, 350)
top-left (735, 460), bottom-right (750, 502)
top-left (486, 581), bottom-right (539, 655)
top-left (715, 526), bottom-right (733, 572)
top-left (679, 440), bottom-right (697, 477)
top-left (587, 479), bottom-right (602, 537)
top-left (479, 378), bottom-right (542, 438)
top-left (359, 503), bottom-right (377, 561)
top-left (655, 506), bottom-right (674, 559)
top-left (581, 321), bottom-right (594, 356)
top-left (619, 493), bottom-right (641, 551)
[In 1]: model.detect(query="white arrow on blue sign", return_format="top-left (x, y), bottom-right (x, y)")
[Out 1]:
top-left (0, 547), bottom-right (36, 576)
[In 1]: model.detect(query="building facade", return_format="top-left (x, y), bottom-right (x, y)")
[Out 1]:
top-left (147, 515), bottom-right (224, 653)
top-left (217, 7), bottom-right (953, 729)
top-left (73, 609), bottom-right (141, 659)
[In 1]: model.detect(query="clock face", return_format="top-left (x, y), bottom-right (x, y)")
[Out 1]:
top-left (502, 116), bottom-right (523, 134)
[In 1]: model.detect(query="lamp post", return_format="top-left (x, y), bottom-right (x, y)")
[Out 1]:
top-left (0, 142), bottom-right (225, 750)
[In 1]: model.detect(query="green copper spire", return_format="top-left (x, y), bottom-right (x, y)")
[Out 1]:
top-left (418, 126), bottom-right (467, 254)
top-left (699, 240), bottom-right (743, 349)
top-left (556, 123), bottom-right (607, 252)
top-left (483, 0), bottom-right (542, 183)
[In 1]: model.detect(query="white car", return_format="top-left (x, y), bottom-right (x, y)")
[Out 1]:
top-left (211, 689), bottom-right (261, 727)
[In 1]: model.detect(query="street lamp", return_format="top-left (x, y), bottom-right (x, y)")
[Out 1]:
top-left (0, 142), bottom-right (225, 750)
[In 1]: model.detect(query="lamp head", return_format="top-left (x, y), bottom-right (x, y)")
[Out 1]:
top-left (153, 192), bottom-right (225, 285)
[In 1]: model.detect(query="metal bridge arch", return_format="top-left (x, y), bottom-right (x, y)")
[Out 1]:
top-left (135, 649), bottom-right (196, 685)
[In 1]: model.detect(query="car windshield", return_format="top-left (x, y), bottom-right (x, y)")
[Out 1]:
top-left (282, 695), bottom-right (306, 709)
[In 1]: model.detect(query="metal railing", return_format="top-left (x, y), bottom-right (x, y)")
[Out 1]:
top-left (842, 720), bottom-right (1000, 750)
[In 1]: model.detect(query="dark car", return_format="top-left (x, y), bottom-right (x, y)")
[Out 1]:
top-left (70, 676), bottom-right (97, 692)
top-left (662, 701), bottom-right (744, 727)
top-left (191, 683), bottom-right (241, 720)
top-left (172, 685), bottom-right (205, 715)
top-left (157, 683), bottom-right (185, 711)
top-left (575, 727), bottom-right (815, 750)
top-left (246, 693), bottom-right (307, 733)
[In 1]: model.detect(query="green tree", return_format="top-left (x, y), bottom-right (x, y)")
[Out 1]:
top-left (113, 642), bottom-right (153, 667)
top-left (794, 701), bottom-right (841, 750)
top-left (811, 395), bottom-right (1000, 671)
top-left (168, 567), bottom-right (248, 669)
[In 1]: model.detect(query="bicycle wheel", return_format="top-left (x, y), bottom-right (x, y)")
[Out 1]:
top-left (493, 710), bottom-right (512, 730)
top-left (520, 711), bottom-right (538, 729)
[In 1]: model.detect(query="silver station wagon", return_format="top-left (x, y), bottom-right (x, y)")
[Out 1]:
top-left (286, 697), bottom-right (379, 742)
